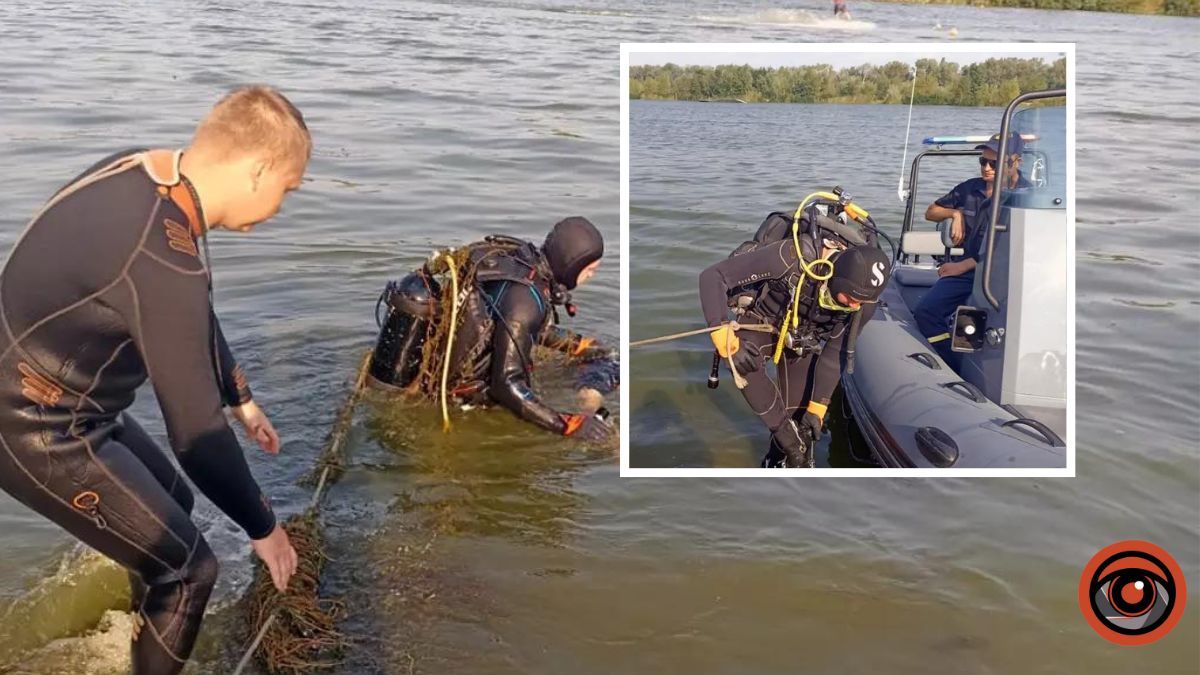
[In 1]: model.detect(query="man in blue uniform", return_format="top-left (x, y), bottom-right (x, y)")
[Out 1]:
top-left (913, 131), bottom-right (1032, 370)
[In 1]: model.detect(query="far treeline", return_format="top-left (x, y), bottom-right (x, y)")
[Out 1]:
top-left (629, 58), bottom-right (1067, 107)
top-left (875, 0), bottom-right (1196, 15)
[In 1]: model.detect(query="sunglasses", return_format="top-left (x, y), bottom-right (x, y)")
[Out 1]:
top-left (979, 156), bottom-right (1017, 170)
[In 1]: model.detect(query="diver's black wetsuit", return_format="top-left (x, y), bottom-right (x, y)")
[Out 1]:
top-left (699, 238), bottom-right (877, 434)
top-left (0, 149), bottom-right (275, 673)
top-left (472, 279), bottom-right (609, 434)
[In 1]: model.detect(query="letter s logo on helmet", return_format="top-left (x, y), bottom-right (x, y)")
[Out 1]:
top-left (870, 262), bottom-right (885, 287)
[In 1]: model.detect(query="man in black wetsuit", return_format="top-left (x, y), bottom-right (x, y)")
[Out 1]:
top-left (699, 210), bottom-right (891, 468)
top-left (371, 217), bottom-right (614, 442)
top-left (482, 218), bottom-right (612, 441)
top-left (0, 86), bottom-right (309, 673)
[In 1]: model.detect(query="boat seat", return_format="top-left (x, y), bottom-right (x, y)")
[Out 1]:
top-left (901, 231), bottom-right (963, 257)
top-left (894, 264), bottom-right (942, 287)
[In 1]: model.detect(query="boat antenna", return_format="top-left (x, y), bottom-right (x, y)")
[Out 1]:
top-left (897, 63), bottom-right (918, 202)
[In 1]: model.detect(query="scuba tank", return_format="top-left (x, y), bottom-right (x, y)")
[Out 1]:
top-left (369, 235), bottom-right (559, 398)
top-left (368, 271), bottom-right (441, 390)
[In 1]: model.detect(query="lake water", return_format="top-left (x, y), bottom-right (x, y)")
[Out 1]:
top-left (0, 0), bottom-right (1197, 673)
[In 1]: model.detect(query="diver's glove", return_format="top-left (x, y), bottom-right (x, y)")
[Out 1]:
top-left (799, 401), bottom-right (828, 441)
top-left (562, 409), bottom-right (612, 442)
top-left (730, 340), bottom-right (761, 375)
top-left (709, 324), bottom-right (740, 358)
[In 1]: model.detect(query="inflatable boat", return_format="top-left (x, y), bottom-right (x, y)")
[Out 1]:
top-left (841, 89), bottom-right (1069, 468)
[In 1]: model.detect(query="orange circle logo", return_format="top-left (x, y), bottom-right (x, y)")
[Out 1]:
top-left (1079, 541), bottom-right (1187, 645)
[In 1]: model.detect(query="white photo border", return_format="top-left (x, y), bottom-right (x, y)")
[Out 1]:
top-left (619, 42), bottom-right (1077, 478)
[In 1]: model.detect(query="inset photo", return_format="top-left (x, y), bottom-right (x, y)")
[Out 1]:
top-left (622, 43), bottom-right (1074, 474)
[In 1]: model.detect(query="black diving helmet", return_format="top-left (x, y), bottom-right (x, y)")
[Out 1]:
top-left (543, 216), bottom-right (604, 315)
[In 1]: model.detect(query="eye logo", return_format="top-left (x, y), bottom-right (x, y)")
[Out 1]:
top-left (1079, 541), bottom-right (1187, 645)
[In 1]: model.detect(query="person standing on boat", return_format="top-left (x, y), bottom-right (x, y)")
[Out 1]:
top-left (0, 86), bottom-right (309, 674)
top-left (914, 132), bottom-right (1031, 370)
top-left (699, 217), bottom-right (891, 468)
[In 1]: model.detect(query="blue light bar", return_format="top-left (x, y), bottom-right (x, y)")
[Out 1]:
top-left (923, 134), bottom-right (1039, 145)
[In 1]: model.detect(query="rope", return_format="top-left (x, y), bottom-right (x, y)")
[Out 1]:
top-left (723, 327), bottom-right (748, 389)
top-left (232, 351), bottom-right (372, 675)
top-left (898, 64), bottom-right (918, 202)
top-left (233, 614), bottom-right (275, 675)
top-left (629, 322), bottom-right (777, 390)
top-left (627, 322), bottom-right (775, 348)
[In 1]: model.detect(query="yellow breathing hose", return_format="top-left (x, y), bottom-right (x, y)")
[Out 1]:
top-left (771, 190), bottom-right (870, 364)
top-left (438, 252), bottom-right (460, 433)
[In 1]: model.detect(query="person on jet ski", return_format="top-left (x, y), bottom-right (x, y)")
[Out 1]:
top-left (914, 131), bottom-right (1031, 371)
top-left (698, 197), bottom-right (892, 468)
top-left (369, 217), bottom-right (615, 442)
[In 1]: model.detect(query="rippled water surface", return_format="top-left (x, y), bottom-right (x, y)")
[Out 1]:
top-left (1, 0), bottom-right (1197, 673)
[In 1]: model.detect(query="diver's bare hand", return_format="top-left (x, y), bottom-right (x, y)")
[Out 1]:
top-left (251, 524), bottom-right (297, 593)
top-left (576, 387), bottom-right (605, 414)
top-left (233, 401), bottom-right (281, 454)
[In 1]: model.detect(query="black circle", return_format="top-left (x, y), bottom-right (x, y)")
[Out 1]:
top-left (1108, 571), bottom-right (1156, 617)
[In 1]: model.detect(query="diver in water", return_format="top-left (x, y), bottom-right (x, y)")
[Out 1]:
top-left (0, 86), bottom-right (308, 674)
top-left (698, 193), bottom-right (891, 468)
top-left (369, 217), bottom-right (615, 442)
top-left (914, 131), bottom-right (1030, 371)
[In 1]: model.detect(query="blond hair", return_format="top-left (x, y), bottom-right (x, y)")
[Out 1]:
top-left (191, 85), bottom-right (311, 172)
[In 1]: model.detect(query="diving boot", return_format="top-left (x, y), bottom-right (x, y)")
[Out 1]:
top-left (768, 420), bottom-right (815, 468)
top-left (761, 438), bottom-right (787, 468)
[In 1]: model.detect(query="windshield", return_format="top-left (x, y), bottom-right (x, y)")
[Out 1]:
top-left (1005, 102), bottom-right (1067, 210)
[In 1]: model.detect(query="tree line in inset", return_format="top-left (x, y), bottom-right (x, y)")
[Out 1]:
top-left (629, 58), bottom-right (1068, 107)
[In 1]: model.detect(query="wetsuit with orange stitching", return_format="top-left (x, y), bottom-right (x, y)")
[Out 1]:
top-left (0, 149), bottom-right (274, 674)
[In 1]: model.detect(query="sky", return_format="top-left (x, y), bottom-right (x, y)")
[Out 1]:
top-left (628, 52), bottom-right (1064, 69)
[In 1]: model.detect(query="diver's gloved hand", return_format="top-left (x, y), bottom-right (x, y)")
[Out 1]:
top-left (799, 401), bottom-right (827, 441)
top-left (770, 419), bottom-right (814, 468)
top-left (730, 340), bottom-right (761, 375)
top-left (709, 324), bottom-right (740, 358)
top-left (562, 410), bottom-right (613, 442)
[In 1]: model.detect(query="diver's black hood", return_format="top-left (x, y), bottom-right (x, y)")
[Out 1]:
top-left (542, 216), bottom-right (604, 290)
top-left (828, 245), bottom-right (891, 302)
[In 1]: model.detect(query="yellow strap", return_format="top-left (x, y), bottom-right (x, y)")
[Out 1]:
top-left (771, 305), bottom-right (792, 364)
top-left (927, 332), bottom-right (951, 344)
top-left (439, 253), bottom-right (460, 433)
top-left (806, 400), bottom-right (828, 417)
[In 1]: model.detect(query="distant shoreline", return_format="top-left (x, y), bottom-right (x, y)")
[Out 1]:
top-left (630, 58), bottom-right (1067, 107)
top-left (872, 0), bottom-right (1197, 17)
